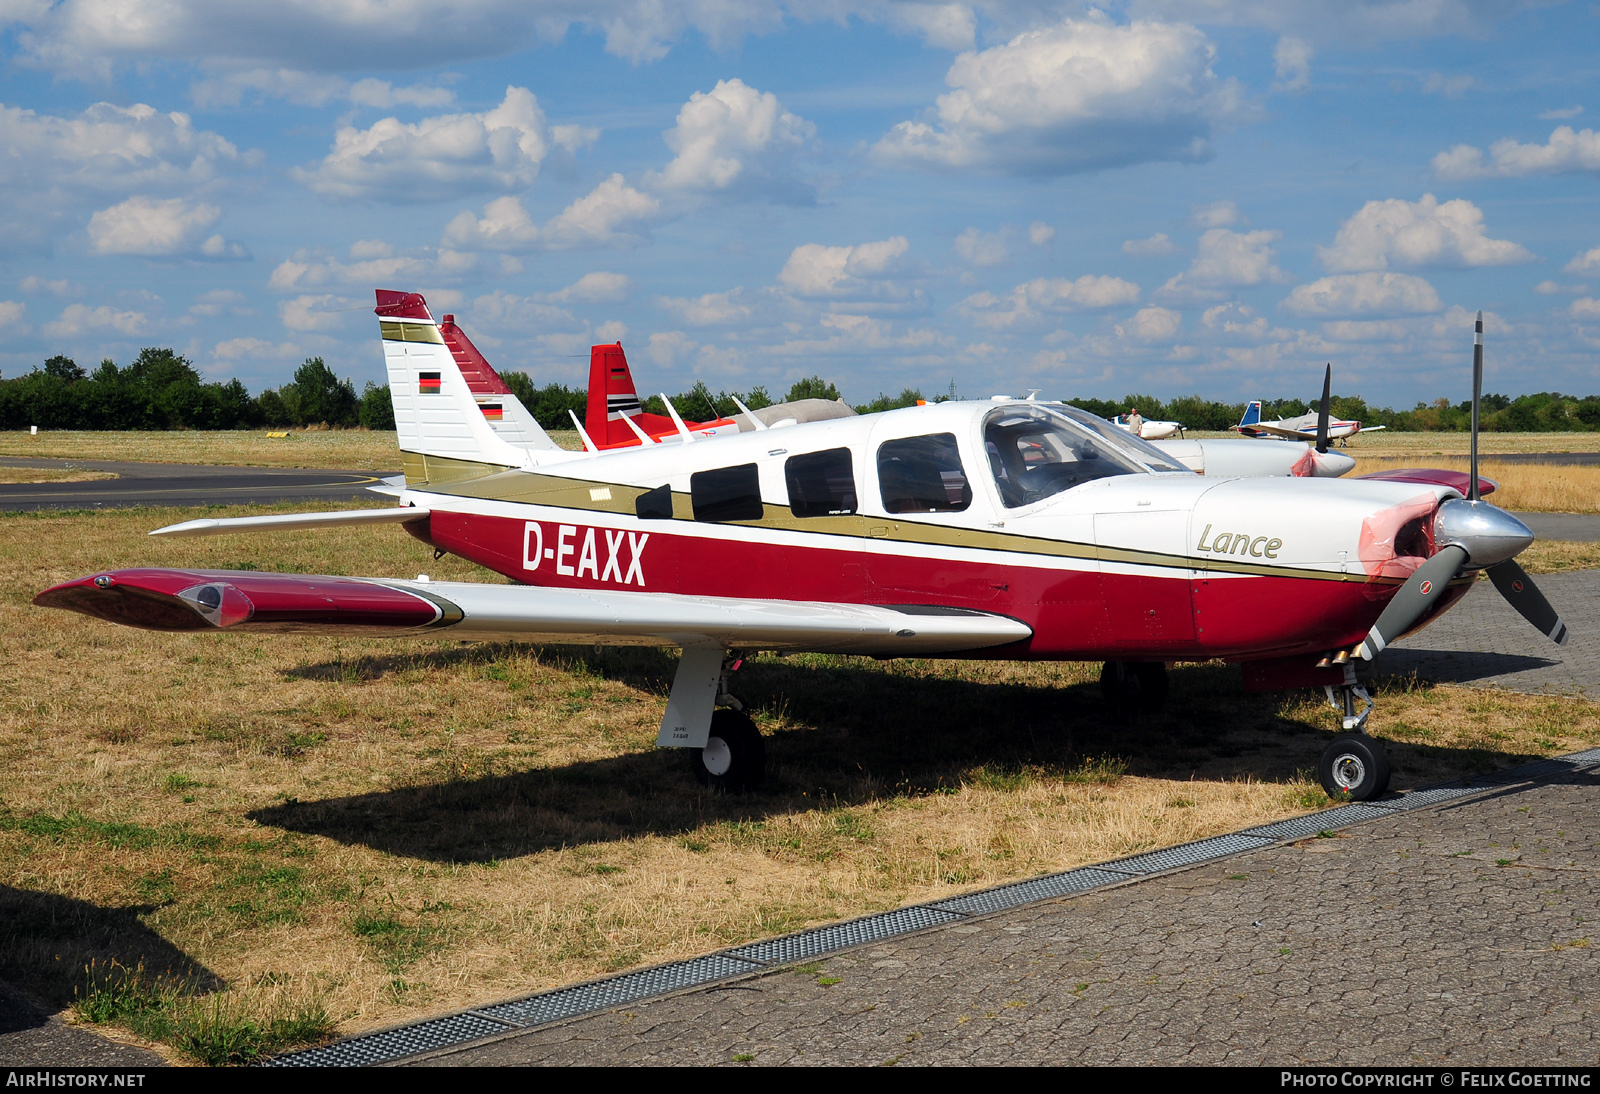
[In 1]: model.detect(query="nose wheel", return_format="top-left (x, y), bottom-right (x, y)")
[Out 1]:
top-left (688, 708), bottom-right (766, 793)
top-left (1318, 733), bottom-right (1390, 801)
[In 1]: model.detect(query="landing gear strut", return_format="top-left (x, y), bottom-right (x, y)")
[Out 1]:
top-left (679, 654), bottom-right (766, 793)
top-left (1100, 661), bottom-right (1168, 719)
top-left (1318, 668), bottom-right (1389, 801)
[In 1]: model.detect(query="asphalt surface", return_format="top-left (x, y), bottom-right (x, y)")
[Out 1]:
top-left (0, 982), bottom-right (161, 1067)
top-left (415, 767), bottom-right (1600, 1066)
top-left (0, 456), bottom-right (388, 512)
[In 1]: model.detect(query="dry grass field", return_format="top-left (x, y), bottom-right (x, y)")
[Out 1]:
top-left (0, 467), bottom-right (116, 484)
top-left (5, 502), bottom-right (1600, 1063)
top-left (0, 430), bottom-right (584, 470)
top-left (1352, 456), bottom-right (1600, 513)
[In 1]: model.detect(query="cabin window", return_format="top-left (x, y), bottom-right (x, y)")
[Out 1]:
top-left (691, 463), bottom-right (764, 522)
top-left (877, 433), bottom-right (971, 514)
top-left (983, 406), bottom-right (1139, 508)
top-left (635, 483), bottom-right (674, 520)
top-left (785, 448), bottom-right (857, 517)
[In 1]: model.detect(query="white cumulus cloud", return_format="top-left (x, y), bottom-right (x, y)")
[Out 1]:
top-left (191, 68), bottom-right (456, 109)
top-left (294, 86), bottom-right (592, 202)
top-left (43, 302), bottom-right (149, 337)
top-left (1564, 246), bottom-right (1600, 276)
top-left (0, 101), bottom-right (246, 194)
top-left (655, 79), bottom-right (813, 202)
top-left (955, 227), bottom-right (1008, 266)
top-left (542, 271), bottom-right (631, 305)
top-left (1190, 200), bottom-right (1240, 228)
top-left (86, 196), bottom-right (243, 257)
top-left (1117, 305), bottom-right (1182, 341)
top-left (1318, 194), bottom-right (1532, 272)
top-left (1280, 272), bottom-right (1442, 318)
top-left (1571, 298), bottom-right (1600, 319)
top-left (960, 274), bottom-right (1141, 327)
top-left (1158, 228), bottom-right (1287, 301)
top-left (1028, 221), bottom-right (1055, 245)
top-left (778, 236), bottom-right (910, 297)
top-left (873, 15), bottom-right (1245, 176)
top-left (1122, 232), bottom-right (1177, 256)
top-left (1273, 37), bottom-right (1311, 92)
top-left (657, 289), bottom-right (752, 326)
top-left (1433, 126), bottom-right (1600, 181)
top-left (279, 294), bottom-right (350, 332)
top-left (443, 176), bottom-right (661, 252)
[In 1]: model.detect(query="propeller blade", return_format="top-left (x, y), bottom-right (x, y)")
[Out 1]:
top-left (1316, 363), bottom-right (1331, 455)
top-left (1487, 559), bottom-right (1569, 645)
top-left (1356, 544), bottom-right (1468, 659)
top-left (1470, 311), bottom-right (1483, 502)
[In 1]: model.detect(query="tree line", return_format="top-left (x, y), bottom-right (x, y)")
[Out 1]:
top-left (4, 350), bottom-right (1599, 433)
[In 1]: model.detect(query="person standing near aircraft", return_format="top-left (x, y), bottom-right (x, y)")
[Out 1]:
top-left (1125, 407), bottom-right (1144, 436)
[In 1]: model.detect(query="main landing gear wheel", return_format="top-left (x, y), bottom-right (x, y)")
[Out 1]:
top-left (689, 709), bottom-right (766, 793)
top-left (1099, 661), bottom-right (1168, 719)
top-left (1318, 734), bottom-right (1391, 802)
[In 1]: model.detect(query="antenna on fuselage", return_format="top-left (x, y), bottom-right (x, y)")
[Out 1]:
top-left (568, 410), bottom-right (600, 454)
top-left (730, 394), bottom-right (768, 431)
top-left (660, 394), bottom-right (696, 443)
top-left (620, 410), bottom-right (659, 446)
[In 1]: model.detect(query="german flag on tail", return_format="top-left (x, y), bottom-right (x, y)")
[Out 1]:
top-left (418, 372), bottom-right (441, 395)
top-left (480, 402), bottom-right (503, 421)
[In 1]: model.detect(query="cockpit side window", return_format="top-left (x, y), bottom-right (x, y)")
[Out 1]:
top-left (983, 407), bottom-right (1139, 508)
top-left (691, 463), bottom-right (764, 522)
top-left (786, 448), bottom-right (857, 517)
top-left (877, 433), bottom-right (971, 514)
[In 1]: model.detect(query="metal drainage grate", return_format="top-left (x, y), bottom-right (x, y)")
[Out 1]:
top-left (725, 906), bottom-right (963, 965)
top-left (1380, 785), bottom-right (1482, 811)
top-left (268, 1012), bottom-right (513, 1067)
top-left (1242, 804), bottom-right (1391, 842)
top-left (1103, 832), bottom-right (1273, 875)
top-left (479, 955), bottom-right (762, 1027)
top-left (931, 868), bottom-right (1132, 916)
top-left (1469, 758), bottom-right (1576, 787)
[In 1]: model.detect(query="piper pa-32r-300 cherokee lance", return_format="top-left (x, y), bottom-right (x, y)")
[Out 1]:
top-left (35, 296), bottom-right (1567, 801)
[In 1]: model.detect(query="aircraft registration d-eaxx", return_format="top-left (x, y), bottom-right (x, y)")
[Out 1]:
top-left (35, 293), bottom-right (1568, 802)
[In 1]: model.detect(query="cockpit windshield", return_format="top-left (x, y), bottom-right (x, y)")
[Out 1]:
top-left (983, 405), bottom-right (1143, 508)
top-left (1045, 404), bottom-right (1192, 473)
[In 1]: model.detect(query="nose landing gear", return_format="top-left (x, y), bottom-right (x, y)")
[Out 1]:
top-left (1318, 668), bottom-right (1390, 801)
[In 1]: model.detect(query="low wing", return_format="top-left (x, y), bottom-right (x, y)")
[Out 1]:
top-left (35, 568), bottom-right (1033, 656)
top-left (149, 508), bottom-right (429, 538)
top-left (1237, 422), bottom-right (1313, 441)
top-left (1358, 467), bottom-right (1495, 496)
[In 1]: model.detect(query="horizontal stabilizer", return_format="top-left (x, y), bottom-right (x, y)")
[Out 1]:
top-left (36, 568), bottom-right (1033, 656)
top-left (150, 508), bottom-right (431, 538)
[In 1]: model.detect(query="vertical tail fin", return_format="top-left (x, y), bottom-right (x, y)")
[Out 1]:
top-left (1238, 400), bottom-right (1262, 427)
top-left (584, 342), bottom-right (682, 447)
top-left (376, 289), bottom-right (535, 483)
top-left (437, 313), bottom-right (559, 452)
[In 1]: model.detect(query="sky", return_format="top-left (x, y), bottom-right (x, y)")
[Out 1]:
top-left (0, 1), bottom-right (1597, 409)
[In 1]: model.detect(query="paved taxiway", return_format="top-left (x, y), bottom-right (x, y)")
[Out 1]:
top-left (0, 456), bottom-right (388, 512)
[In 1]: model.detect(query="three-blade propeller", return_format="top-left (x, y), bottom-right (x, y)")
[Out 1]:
top-left (1357, 312), bottom-right (1569, 660)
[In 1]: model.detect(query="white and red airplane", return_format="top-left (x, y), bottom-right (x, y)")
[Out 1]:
top-left (35, 297), bottom-right (1563, 802)
top-left (1235, 381), bottom-right (1386, 446)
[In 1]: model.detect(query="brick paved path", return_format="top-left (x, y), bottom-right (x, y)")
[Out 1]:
top-left (1386, 568), bottom-right (1598, 696)
top-left (414, 767), bottom-right (1600, 1066)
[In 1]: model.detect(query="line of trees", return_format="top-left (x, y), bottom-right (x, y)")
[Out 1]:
top-left (4, 350), bottom-right (1600, 433)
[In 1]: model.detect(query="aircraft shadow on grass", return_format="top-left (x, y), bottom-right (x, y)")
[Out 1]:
top-left (0, 885), bottom-right (219, 1024)
top-left (255, 648), bottom-right (1555, 864)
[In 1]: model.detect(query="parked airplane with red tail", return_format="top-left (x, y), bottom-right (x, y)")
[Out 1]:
top-left (35, 296), bottom-right (1564, 801)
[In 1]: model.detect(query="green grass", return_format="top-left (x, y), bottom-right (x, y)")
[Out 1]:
top-left (73, 960), bottom-right (331, 1066)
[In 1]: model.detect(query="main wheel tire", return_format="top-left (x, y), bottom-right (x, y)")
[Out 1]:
top-left (688, 709), bottom-right (766, 793)
top-left (1318, 734), bottom-right (1391, 801)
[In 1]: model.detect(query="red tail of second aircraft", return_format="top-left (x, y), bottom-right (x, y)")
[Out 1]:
top-left (585, 342), bottom-right (719, 446)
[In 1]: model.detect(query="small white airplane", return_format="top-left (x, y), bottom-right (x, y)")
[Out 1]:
top-left (1235, 371), bottom-right (1386, 446)
top-left (35, 298), bottom-right (1563, 803)
top-left (1111, 414), bottom-right (1184, 441)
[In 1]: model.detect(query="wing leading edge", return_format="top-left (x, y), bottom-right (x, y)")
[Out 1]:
top-left (35, 568), bottom-right (1033, 656)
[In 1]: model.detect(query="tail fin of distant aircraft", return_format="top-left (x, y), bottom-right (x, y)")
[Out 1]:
top-left (376, 289), bottom-right (546, 483)
top-left (1238, 400), bottom-right (1262, 428)
top-left (437, 312), bottom-right (559, 453)
top-left (584, 342), bottom-right (682, 447)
